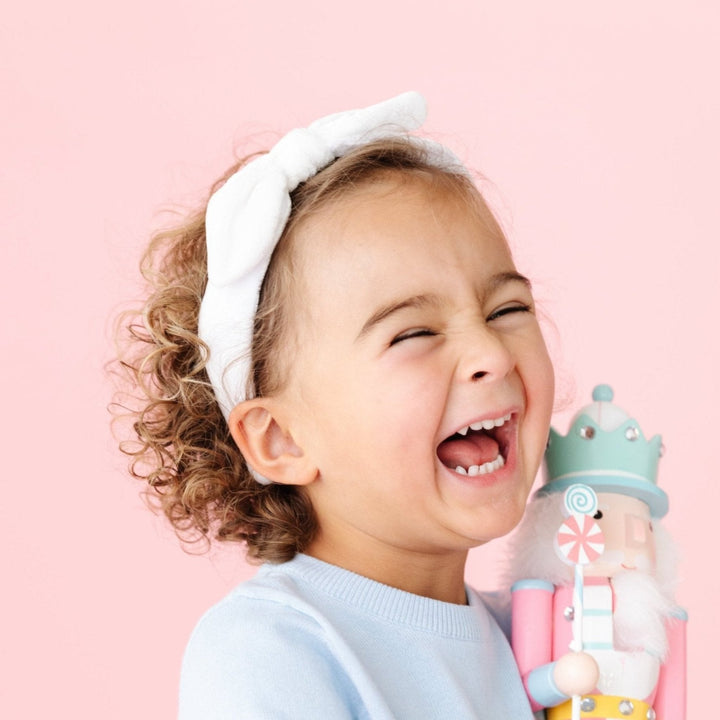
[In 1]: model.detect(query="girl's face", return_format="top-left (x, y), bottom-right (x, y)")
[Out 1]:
top-left (280, 176), bottom-right (554, 575)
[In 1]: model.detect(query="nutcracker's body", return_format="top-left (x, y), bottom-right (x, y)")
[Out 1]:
top-left (512, 578), bottom-right (686, 719)
top-left (507, 386), bottom-right (687, 720)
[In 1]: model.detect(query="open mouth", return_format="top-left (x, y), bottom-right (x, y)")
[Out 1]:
top-left (437, 413), bottom-right (514, 477)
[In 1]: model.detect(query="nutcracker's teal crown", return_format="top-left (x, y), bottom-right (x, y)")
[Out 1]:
top-left (538, 384), bottom-right (668, 517)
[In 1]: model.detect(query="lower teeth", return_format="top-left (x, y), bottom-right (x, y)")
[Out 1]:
top-left (455, 455), bottom-right (505, 476)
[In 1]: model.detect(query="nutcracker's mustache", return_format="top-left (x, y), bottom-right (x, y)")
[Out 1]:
top-left (592, 549), bottom-right (654, 574)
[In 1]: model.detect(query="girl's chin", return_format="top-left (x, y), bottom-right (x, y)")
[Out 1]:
top-left (439, 467), bottom-right (531, 532)
top-left (456, 505), bottom-right (529, 546)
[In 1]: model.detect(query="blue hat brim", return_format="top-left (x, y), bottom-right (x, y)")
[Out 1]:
top-left (537, 474), bottom-right (669, 518)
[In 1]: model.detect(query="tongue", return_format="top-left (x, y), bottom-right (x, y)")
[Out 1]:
top-left (437, 432), bottom-right (500, 469)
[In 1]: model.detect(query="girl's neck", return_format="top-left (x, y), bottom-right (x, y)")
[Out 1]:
top-left (304, 534), bottom-right (469, 605)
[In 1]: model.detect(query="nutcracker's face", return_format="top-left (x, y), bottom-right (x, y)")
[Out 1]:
top-left (584, 492), bottom-right (656, 577)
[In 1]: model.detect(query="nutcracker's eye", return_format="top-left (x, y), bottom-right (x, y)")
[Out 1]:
top-left (649, 521), bottom-right (654, 533)
top-left (593, 510), bottom-right (603, 520)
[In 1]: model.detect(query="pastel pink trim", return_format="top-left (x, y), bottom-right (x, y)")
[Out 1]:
top-left (512, 584), bottom-right (554, 712)
top-left (653, 614), bottom-right (687, 719)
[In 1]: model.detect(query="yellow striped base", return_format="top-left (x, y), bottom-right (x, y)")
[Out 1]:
top-left (546, 694), bottom-right (653, 720)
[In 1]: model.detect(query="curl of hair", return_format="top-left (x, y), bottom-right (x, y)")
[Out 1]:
top-left (112, 137), bottom-right (482, 563)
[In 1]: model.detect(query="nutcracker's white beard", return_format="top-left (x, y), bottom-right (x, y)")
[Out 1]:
top-left (504, 493), bottom-right (680, 661)
top-left (612, 570), bottom-right (673, 659)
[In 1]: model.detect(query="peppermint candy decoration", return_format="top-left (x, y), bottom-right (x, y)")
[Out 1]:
top-left (556, 513), bottom-right (605, 565)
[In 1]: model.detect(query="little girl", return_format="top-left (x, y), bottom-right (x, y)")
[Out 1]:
top-left (119, 92), bottom-right (558, 718)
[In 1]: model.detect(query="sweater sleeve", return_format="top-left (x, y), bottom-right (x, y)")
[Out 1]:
top-left (179, 594), bottom-right (365, 720)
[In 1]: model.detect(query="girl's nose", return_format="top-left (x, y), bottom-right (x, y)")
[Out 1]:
top-left (459, 326), bottom-right (515, 383)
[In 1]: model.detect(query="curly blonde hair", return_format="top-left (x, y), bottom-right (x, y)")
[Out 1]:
top-left (114, 137), bottom-right (484, 563)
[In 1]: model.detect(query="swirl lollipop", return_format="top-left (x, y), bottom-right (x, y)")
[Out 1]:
top-left (555, 484), bottom-right (606, 720)
top-left (565, 483), bottom-right (599, 516)
top-left (556, 483), bottom-right (605, 567)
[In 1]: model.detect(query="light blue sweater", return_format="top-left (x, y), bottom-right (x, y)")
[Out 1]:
top-left (179, 554), bottom-right (535, 719)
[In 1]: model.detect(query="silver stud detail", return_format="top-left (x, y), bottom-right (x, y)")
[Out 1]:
top-left (580, 426), bottom-right (595, 439)
top-left (580, 697), bottom-right (596, 712)
top-left (625, 426), bottom-right (640, 441)
top-left (619, 699), bottom-right (634, 715)
top-left (563, 606), bottom-right (575, 621)
top-left (646, 709), bottom-right (656, 720)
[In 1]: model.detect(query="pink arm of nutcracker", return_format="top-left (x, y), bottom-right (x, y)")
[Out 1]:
top-left (511, 579), bottom-right (568, 712)
top-left (653, 608), bottom-right (687, 720)
top-left (512, 580), bottom-right (599, 711)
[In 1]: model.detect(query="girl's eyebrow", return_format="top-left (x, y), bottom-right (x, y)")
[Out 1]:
top-left (357, 295), bottom-right (441, 341)
top-left (487, 270), bottom-right (533, 293)
top-left (355, 272), bottom-right (532, 342)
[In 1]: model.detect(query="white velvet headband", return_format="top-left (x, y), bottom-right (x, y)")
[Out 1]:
top-left (198, 91), bottom-right (460, 425)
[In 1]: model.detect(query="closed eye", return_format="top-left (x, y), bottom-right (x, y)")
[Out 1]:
top-left (487, 303), bottom-right (532, 322)
top-left (389, 328), bottom-right (437, 346)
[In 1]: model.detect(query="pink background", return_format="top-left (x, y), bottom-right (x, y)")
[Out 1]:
top-left (2, 1), bottom-right (717, 717)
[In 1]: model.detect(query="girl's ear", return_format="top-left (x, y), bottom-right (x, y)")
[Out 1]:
top-left (227, 399), bottom-right (318, 486)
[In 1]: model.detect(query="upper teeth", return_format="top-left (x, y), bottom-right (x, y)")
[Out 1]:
top-left (456, 412), bottom-right (511, 436)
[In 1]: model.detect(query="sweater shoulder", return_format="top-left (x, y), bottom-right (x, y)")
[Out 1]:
top-left (179, 568), bottom-right (361, 719)
top-left (187, 564), bottom-right (328, 649)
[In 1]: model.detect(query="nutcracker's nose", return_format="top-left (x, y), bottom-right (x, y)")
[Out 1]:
top-left (626, 513), bottom-right (649, 547)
